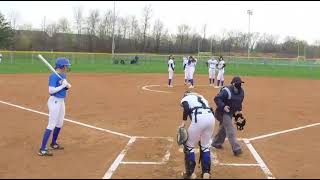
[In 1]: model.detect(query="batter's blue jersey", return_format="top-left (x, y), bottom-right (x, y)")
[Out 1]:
top-left (48, 73), bottom-right (67, 98)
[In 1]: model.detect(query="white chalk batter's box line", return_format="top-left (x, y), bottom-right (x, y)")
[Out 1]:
top-left (1, 100), bottom-right (320, 179)
top-left (0, 100), bottom-right (173, 179)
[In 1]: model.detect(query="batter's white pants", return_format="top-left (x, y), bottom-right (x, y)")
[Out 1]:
top-left (186, 110), bottom-right (215, 150)
top-left (217, 70), bottom-right (224, 81)
top-left (168, 69), bottom-right (174, 79)
top-left (188, 67), bottom-right (195, 80)
top-left (47, 96), bottom-right (65, 130)
top-left (209, 68), bottom-right (216, 79)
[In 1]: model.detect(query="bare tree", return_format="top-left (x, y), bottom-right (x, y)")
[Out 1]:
top-left (176, 24), bottom-right (191, 52)
top-left (120, 16), bottom-right (130, 39)
top-left (98, 10), bottom-right (113, 39)
top-left (202, 24), bottom-right (207, 39)
top-left (141, 4), bottom-right (152, 51)
top-left (40, 16), bottom-right (46, 32)
top-left (18, 23), bottom-right (32, 31)
top-left (57, 17), bottom-right (70, 33)
top-left (86, 9), bottom-right (100, 51)
top-left (45, 22), bottom-right (58, 37)
top-left (7, 10), bottom-right (20, 29)
top-left (73, 6), bottom-right (84, 35)
top-left (87, 9), bottom-right (100, 35)
top-left (153, 19), bottom-right (164, 53)
top-left (128, 15), bottom-right (140, 49)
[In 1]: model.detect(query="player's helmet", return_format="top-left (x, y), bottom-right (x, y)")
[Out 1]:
top-left (55, 57), bottom-right (71, 69)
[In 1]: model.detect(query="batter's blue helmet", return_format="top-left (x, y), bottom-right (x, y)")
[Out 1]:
top-left (55, 57), bottom-right (71, 69)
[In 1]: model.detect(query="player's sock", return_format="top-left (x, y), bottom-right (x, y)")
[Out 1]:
top-left (40, 129), bottom-right (52, 151)
top-left (51, 127), bottom-right (61, 145)
top-left (221, 81), bottom-right (224, 86)
top-left (217, 80), bottom-right (220, 86)
top-left (212, 79), bottom-right (215, 84)
top-left (200, 150), bottom-right (211, 174)
top-left (190, 79), bottom-right (194, 86)
top-left (209, 79), bottom-right (211, 84)
top-left (168, 79), bottom-right (171, 86)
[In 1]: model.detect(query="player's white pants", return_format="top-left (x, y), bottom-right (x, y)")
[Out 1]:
top-left (188, 67), bottom-right (195, 80)
top-left (168, 69), bottom-right (174, 79)
top-left (184, 69), bottom-right (188, 80)
top-left (217, 70), bottom-right (224, 81)
top-left (186, 110), bottom-right (215, 149)
top-left (0, 58), bottom-right (2, 63)
top-left (209, 68), bottom-right (216, 79)
top-left (47, 96), bottom-right (65, 130)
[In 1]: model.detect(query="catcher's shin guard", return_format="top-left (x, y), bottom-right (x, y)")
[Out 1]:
top-left (200, 145), bottom-right (211, 175)
top-left (183, 145), bottom-right (196, 178)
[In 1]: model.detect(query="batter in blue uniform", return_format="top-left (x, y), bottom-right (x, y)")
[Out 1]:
top-left (38, 57), bottom-right (71, 156)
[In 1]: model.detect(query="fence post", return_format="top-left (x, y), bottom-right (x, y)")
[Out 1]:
top-left (10, 51), bottom-right (13, 64)
top-left (32, 51), bottom-right (34, 64)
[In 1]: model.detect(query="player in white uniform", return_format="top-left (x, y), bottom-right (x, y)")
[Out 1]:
top-left (179, 91), bottom-right (215, 179)
top-left (216, 56), bottom-right (226, 88)
top-left (183, 56), bottom-right (189, 85)
top-left (207, 56), bottom-right (218, 86)
top-left (38, 57), bottom-right (71, 156)
top-left (168, 55), bottom-right (175, 87)
top-left (0, 53), bottom-right (2, 63)
top-left (187, 56), bottom-right (197, 88)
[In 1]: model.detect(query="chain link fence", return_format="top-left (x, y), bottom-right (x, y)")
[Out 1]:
top-left (1, 51), bottom-right (320, 70)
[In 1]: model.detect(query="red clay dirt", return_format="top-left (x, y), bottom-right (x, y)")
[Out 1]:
top-left (0, 73), bottom-right (319, 178)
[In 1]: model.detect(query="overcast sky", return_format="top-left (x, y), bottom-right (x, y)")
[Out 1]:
top-left (1, 1), bottom-right (320, 44)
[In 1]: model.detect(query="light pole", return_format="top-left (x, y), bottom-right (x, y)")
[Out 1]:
top-left (112, 1), bottom-right (116, 60)
top-left (247, 9), bottom-right (253, 60)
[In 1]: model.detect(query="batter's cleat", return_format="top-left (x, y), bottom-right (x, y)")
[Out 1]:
top-left (168, 85), bottom-right (174, 88)
top-left (233, 149), bottom-right (243, 156)
top-left (38, 149), bottom-right (53, 156)
top-left (50, 143), bottom-right (64, 150)
top-left (202, 173), bottom-right (211, 179)
top-left (181, 172), bottom-right (197, 179)
top-left (188, 85), bottom-right (194, 89)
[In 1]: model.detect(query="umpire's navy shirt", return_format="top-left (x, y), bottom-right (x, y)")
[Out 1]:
top-left (214, 85), bottom-right (244, 115)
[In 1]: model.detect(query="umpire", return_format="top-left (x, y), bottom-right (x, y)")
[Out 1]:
top-left (211, 76), bottom-right (245, 156)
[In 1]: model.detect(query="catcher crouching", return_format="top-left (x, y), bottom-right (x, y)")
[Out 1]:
top-left (177, 91), bottom-right (216, 179)
top-left (211, 76), bottom-right (246, 156)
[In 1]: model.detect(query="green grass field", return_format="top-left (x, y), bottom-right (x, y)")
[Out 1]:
top-left (0, 52), bottom-right (319, 79)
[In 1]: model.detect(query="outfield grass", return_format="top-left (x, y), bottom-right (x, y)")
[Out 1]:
top-left (0, 58), bottom-right (320, 79)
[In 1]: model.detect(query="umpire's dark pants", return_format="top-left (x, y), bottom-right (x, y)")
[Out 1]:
top-left (211, 110), bottom-right (241, 152)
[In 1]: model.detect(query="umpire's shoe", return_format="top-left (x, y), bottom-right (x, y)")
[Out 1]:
top-left (211, 143), bottom-right (223, 149)
top-left (233, 149), bottom-right (243, 156)
top-left (38, 149), bottom-right (53, 156)
top-left (50, 143), bottom-right (64, 150)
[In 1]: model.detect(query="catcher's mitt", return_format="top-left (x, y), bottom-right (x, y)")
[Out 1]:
top-left (177, 126), bottom-right (188, 145)
top-left (234, 112), bottom-right (246, 130)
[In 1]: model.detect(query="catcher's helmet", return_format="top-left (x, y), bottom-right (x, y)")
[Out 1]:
top-left (55, 57), bottom-right (71, 69)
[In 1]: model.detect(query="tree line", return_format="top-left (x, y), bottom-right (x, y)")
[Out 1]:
top-left (1, 6), bottom-right (320, 58)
